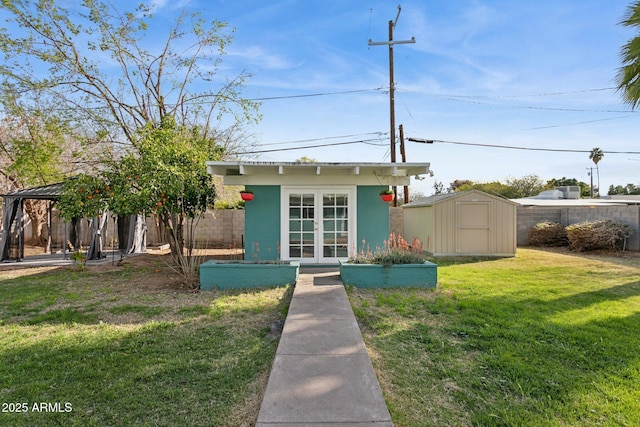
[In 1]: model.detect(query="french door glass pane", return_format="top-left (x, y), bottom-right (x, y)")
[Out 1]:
top-left (290, 193), bottom-right (315, 259)
top-left (322, 193), bottom-right (348, 259)
top-left (290, 220), bottom-right (301, 232)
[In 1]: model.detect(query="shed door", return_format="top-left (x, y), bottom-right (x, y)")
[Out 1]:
top-left (456, 202), bottom-right (490, 253)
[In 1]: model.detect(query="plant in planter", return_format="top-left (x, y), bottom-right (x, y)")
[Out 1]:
top-left (340, 233), bottom-right (437, 288)
top-left (380, 188), bottom-right (394, 202)
top-left (240, 189), bottom-right (254, 201)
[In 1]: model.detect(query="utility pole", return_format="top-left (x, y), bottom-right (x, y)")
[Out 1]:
top-left (369, 5), bottom-right (415, 207)
top-left (586, 167), bottom-right (594, 198)
top-left (399, 124), bottom-right (409, 204)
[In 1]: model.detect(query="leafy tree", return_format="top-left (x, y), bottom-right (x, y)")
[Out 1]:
top-left (505, 174), bottom-right (545, 198)
top-left (616, 1), bottom-right (640, 109)
top-left (450, 175), bottom-right (545, 198)
top-left (295, 156), bottom-right (317, 163)
top-left (0, 0), bottom-right (259, 149)
top-left (453, 180), bottom-right (518, 198)
top-left (0, 97), bottom-right (80, 245)
top-left (1, 0), bottom-right (259, 271)
top-left (608, 183), bottom-right (640, 195)
top-left (545, 177), bottom-right (591, 197)
top-left (59, 117), bottom-right (220, 287)
top-left (448, 179), bottom-right (473, 193)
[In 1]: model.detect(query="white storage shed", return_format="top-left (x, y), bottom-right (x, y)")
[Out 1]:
top-left (403, 189), bottom-right (517, 257)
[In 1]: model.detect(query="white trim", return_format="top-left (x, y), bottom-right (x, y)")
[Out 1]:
top-left (281, 186), bottom-right (357, 264)
top-left (207, 161), bottom-right (430, 187)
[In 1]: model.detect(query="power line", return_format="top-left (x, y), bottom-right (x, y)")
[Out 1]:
top-left (396, 86), bottom-right (638, 113)
top-left (408, 137), bottom-right (640, 155)
top-left (434, 87), bottom-right (618, 99)
top-left (523, 116), bottom-right (632, 131)
top-left (234, 138), bottom-right (387, 155)
top-left (253, 132), bottom-right (387, 147)
top-left (437, 97), bottom-right (636, 114)
top-left (247, 87), bottom-right (383, 101)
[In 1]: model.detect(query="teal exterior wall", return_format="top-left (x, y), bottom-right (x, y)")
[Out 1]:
top-left (357, 186), bottom-right (390, 253)
top-left (244, 185), bottom-right (281, 261)
top-left (243, 185), bottom-right (388, 261)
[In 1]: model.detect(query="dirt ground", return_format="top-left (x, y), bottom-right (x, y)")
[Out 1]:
top-left (1, 245), bottom-right (245, 291)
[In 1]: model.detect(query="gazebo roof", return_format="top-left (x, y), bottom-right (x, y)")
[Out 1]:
top-left (2, 182), bottom-right (64, 200)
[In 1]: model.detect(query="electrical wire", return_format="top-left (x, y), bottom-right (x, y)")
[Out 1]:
top-left (408, 137), bottom-right (640, 155)
top-left (233, 138), bottom-right (388, 155)
top-left (247, 87), bottom-right (383, 101)
top-left (253, 132), bottom-right (387, 147)
top-left (522, 116), bottom-right (632, 131)
top-left (439, 97), bottom-right (636, 114)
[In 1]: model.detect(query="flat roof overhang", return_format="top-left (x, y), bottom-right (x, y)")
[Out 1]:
top-left (207, 161), bottom-right (431, 186)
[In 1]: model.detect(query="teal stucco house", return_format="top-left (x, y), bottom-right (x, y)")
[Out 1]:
top-left (207, 161), bottom-right (431, 264)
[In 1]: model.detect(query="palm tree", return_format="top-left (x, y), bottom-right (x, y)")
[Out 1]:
top-left (589, 147), bottom-right (604, 197)
top-left (616, 1), bottom-right (640, 108)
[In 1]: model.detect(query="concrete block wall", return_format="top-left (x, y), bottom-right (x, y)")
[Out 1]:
top-left (389, 207), bottom-right (403, 237)
top-left (516, 207), bottom-right (562, 246)
top-left (145, 209), bottom-right (245, 248)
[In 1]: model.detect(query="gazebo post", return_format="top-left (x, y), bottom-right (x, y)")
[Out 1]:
top-left (46, 201), bottom-right (52, 254)
top-left (63, 221), bottom-right (67, 260)
top-left (17, 199), bottom-right (24, 261)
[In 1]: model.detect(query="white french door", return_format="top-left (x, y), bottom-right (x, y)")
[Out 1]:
top-left (281, 187), bottom-right (356, 263)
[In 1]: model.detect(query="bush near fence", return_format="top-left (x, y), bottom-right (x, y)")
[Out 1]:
top-left (566, 220), bottom-right (632, 252)
top-left (528, 221), bottom-right (568, 247)
top-left (529, 219), bottom-right (632, 252)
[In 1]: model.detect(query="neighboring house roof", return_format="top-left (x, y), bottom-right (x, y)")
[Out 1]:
top-left (403, 189), bottom-right (518, 208)
top-left (207, 161), bottom-right (431, 186)
top-left (511, 198), bottom-right (640, 207)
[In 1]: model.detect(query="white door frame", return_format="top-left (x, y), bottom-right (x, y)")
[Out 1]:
top-left (281, 186), bottom-right (357, 263)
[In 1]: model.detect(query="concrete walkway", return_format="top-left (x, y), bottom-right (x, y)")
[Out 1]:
top-left (256, 269), bottom-right (393, 426)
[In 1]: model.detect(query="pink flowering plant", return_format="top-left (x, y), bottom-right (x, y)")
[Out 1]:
top-left (350, 233), bottom-right (428, 266)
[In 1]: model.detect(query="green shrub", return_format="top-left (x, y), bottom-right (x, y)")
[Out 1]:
top-left (351, 233), bottom-right (428, 265)
top-left (566, 219), bottom-right (632, 252)
top-left (528, 221), bottom-right (568, 247)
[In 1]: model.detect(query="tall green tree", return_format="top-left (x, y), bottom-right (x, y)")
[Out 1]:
top-left (451, 174), bottom-right (545, 198)
top-left (589, 147), bottom-right (604, 197)
top-left (0, 97), bottom-right (79, 244)
top-left (616, 1), bottom-right (640, 108)
top-left (59, 116), bottom-right (221, 286)
top-left (1, 0), bottom-right (259, 267)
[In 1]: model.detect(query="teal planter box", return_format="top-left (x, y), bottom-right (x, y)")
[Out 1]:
top-left (339, 260), bottom-right (437, 288)
top-left (200, 260), bottom-right (300, 290)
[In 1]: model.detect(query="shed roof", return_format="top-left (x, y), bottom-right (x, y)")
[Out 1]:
top-left (403, 189), bottom-right (518, 208)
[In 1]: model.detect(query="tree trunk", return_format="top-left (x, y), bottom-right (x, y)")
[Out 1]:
top-left (159, 211), bottom-right (185, 259)
top-left (23, 199), bottom-right (49, 246)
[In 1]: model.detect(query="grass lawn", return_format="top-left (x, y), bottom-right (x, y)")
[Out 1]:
top-left (0, 256), bottom-right (292, 427)
top-left (348, 248), bottom-right (640, 426)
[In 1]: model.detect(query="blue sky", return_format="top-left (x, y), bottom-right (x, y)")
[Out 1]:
top-left (130, 1), bottom-right (639, 195)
